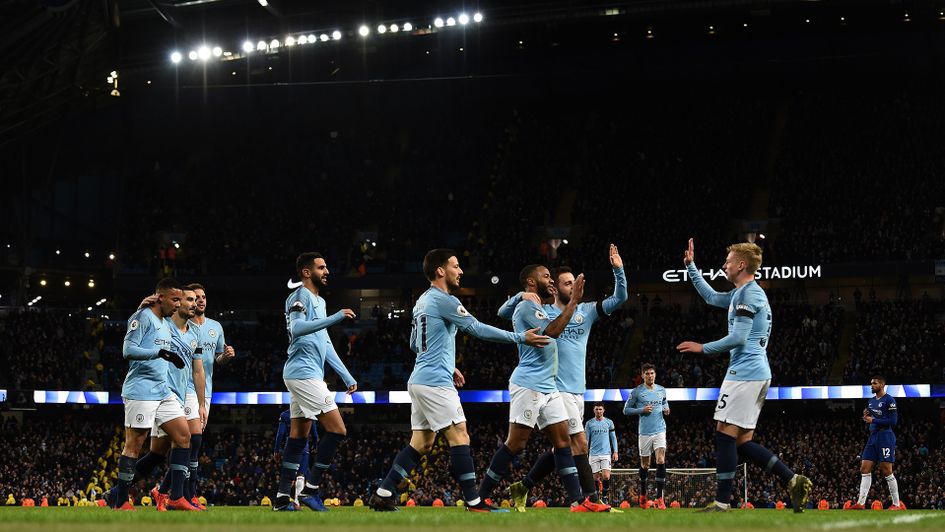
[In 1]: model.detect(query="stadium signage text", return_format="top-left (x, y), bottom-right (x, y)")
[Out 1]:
top-left (661, 265), bottom-right (823, 283)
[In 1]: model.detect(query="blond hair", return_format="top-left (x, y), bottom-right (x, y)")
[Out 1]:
top-left (726, 242), bottom-right (763, 274)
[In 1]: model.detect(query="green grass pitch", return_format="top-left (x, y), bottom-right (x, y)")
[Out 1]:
top-left (1, 506), bottom-right (944, 532)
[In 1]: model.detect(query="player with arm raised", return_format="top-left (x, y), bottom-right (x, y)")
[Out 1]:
top-left (502, 244), bottom-right (627, 511)
top-left (848, 375), bottom-right (903, 510)
top-left (370, 249), bottom-right (550, 512)
top-left (676, 239), bottom-right (811, 512)
top-left (585, 403), bottom-right (619, 503)
top-left (476, 264), bottom-right (603, 512)
top-left (623, 363), bottom-right (670, 509)
top-left (274, 252), bottom-right (357, 512)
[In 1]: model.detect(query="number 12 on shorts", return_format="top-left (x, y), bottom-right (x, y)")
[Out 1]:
top-left (882, 448), bottom-right (891, 458)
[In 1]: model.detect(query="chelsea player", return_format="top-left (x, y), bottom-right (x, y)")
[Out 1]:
top-left (275, 252), bottom-right (357, 512)
top-left (624, 363), bottom-right (669, 509)
top-left (850, 375), bottom-right (903, 510)
top-left (275, 409), bottom-right (318, 501)
top-left (500, 244), bottom-right (626, 511)
top-left (676, 239), bottom-right (811, 512)
top-left (370, 249), bottom-right (549, 512)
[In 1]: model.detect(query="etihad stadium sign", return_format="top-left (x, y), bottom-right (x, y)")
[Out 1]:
top-left (661, 265), bottom-right (823, 283)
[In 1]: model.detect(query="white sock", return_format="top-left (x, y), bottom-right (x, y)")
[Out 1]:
top-left (294, 477), bottom-right (305, 499)
top-left (376, 488), bottom-right (392, 497)
top-left (715, 501), bottom-right (730, 509)
top-left (885, 474), bottom-right (900, 506)
top-left (467, 497), bottom-right (481, 506)
top-left (857, 473), bottom-right (872, 505)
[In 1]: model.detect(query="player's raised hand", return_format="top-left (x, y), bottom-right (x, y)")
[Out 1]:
top-left (571, 273), bottom-right (586, 302)
top-left (523, 328), bottom-right (551, 348)
top-left (676, 341), bottom-right (703, 353)
top-left (609, 244), bottom-right (623, 269)
top-left (453, 368), bottom-right (466, 388)
top-left (522, 292), bottom-right (542, 305)
top-left (683, 238), bottom-right (694, 266)
top-left (346, 383), bottom-right (358, 395)
top-left (139, 293), bottom-right (159, 309)
top-left (340, 308), bottom-right (357, 320)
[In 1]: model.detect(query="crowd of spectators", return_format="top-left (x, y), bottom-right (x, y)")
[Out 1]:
top-left (767, 92), bottom-right (945, 265)
top-left (3, 403), bottom-right (943, 510)
top-left (0, 416), bottom-right (106, 504)
top-left (844, 299), bottom-right (945, 385)
top-left (0, 310), bottom-right (97, 390)
top-left (635, 301), bottom-right (843, 388)
top-left (2, 291), bottom-right (942, 392)
top-left (90, 92), bottom-right (945, 280)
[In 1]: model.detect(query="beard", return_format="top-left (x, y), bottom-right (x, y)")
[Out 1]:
top-left (313, 275), bottom-right (328, 290)
top-left (194, 308), bottom-right (205, 316)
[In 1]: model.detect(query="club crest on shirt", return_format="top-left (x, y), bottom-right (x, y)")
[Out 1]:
top-left (457, 305), bottom-right (470, 317)
top-left (208, 329), bottom-right (217, 338)
top-left (190, 340), bottom-right (198, 351)
top-left (535, 310), bottom-right (548, 320)
top-left (574, 313), bottom-right (585, 324)
top-left (130, 319), bottom-right (139, 331)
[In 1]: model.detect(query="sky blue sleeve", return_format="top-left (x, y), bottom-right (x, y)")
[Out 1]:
top-left (702, 316), bottom-right (752, 354)
top-left (443, 296), bottom-right (524, 343)
top-left (687, 262), bottom-right (733, 309)
top-left (623, 389), bottom-right (644, 415)
top-left (600, 267), bottom-right (628, 315)
top-left (122, 314), bottom-right (159, 360)
top-left (497, 292), bottom-right (524, 321)
top-left (289, 310), bottom-right (346, 338)
top-left (325, 340), bottom-right (356, 388)
top-left (585, 421), bottom-right (593, 448)
top-left (215, 324), bottom-right (226, 354)
top-left (609, 422), bottom-right (618, 453)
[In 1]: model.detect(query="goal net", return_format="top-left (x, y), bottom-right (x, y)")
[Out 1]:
top-left (608, 464), bottom-right (748, 508)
